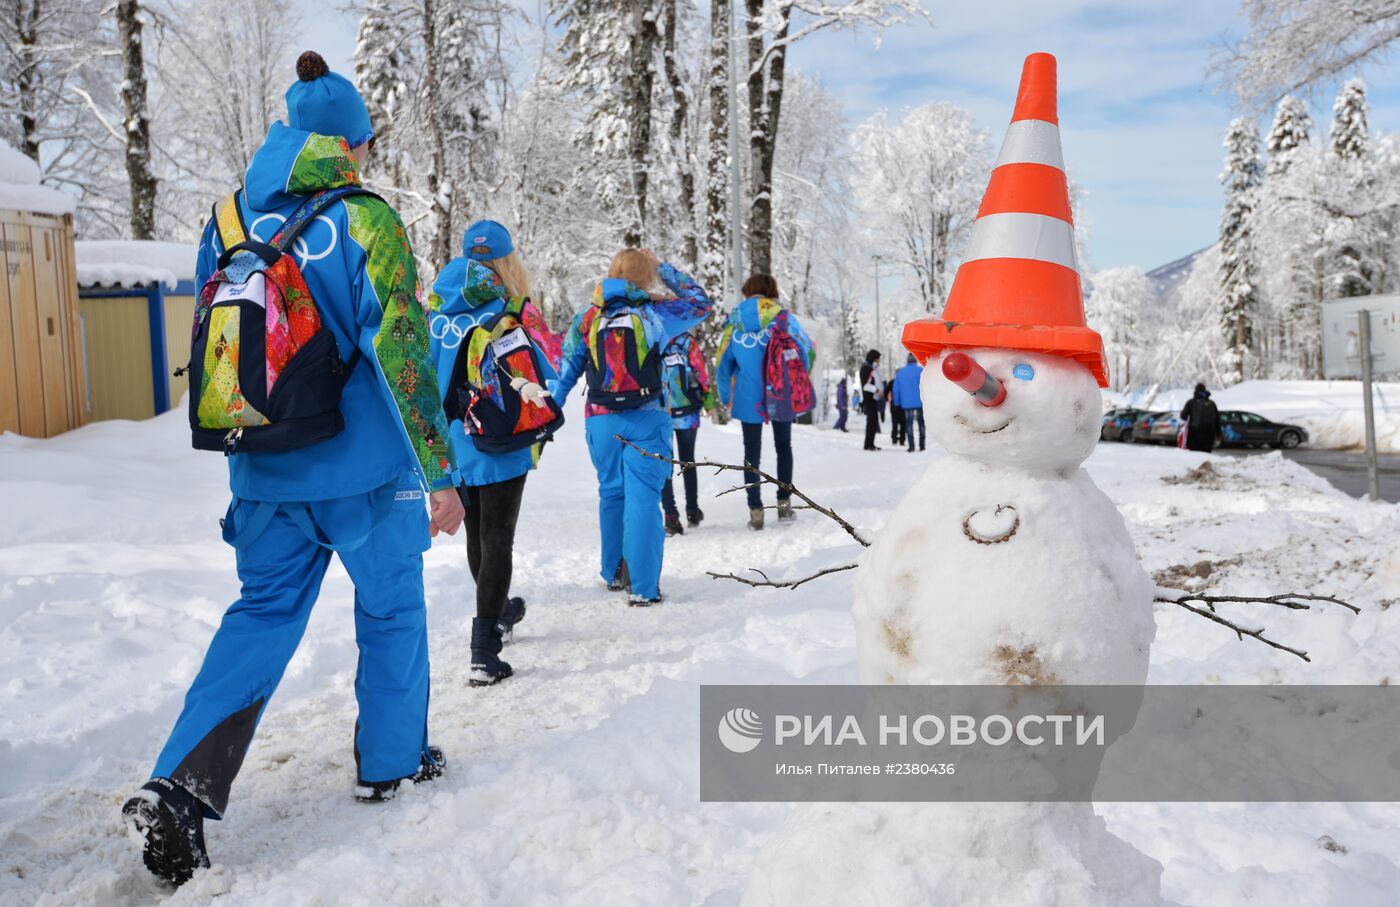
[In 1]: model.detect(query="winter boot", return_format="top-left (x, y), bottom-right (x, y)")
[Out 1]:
top-left (469, 617), bottom-right (513, 687)
top-left (496, 596), bottom-right (526, 644)
top-left (122, 778), bottom-right (210, 886)
top-left (354, 746), bottom-right (446, 803)
top-left (687, 507), bottom-right (704, 528)
top-left (777, 499), bottom-right (796, 523)
top-left (628, 591), bottom-right (664, 607)
top-left (665, 512), bottom-right (684, 537)
top-left (607, 559), bottom-right (630, 592)
top-left (748, 507), bottom-right (765, 531)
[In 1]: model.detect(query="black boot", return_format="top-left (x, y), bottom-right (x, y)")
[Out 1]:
top-left (665, 512), bottom-right (684, 536)
top-left (469, 617), bottom-right (513, 687)
top-left (777, 499), bottom-right (796, 522)
top-left (354, 746), bottom-right (446, 802)
top-left (607, 559), bottom-right (630, 592)
top-left (121, 778), bottom-right (210, 886)
top-left (687, 507), bottom-right (704, 528)
top-left (496, 596), bottom-right (526, 644)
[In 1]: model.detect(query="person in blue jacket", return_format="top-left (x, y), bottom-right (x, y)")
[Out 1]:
top-left (551, 249), bottom-right (714, 605)
top-left (892, 353), bottom-right (926, 452)
top-left (120, 52), bottom-right (465, 886)
top-left (714, 275), bottom-right (815, 531)
top-left (660, 331), bottom-right (714, 537)
top-left (427, 220), bottom-right (562, 686)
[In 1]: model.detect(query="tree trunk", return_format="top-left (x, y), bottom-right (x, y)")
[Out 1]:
top-left (744, 1), bottom-right (790, 276)
top-left (623, 0), bottom-right (658, 247)
top-left (421, 0), bottom-right (453, 266)
top-left (701, 0), bottom-right (729, 293)
top-left (662, 0), bottom-right (697, 269)
top-left (117, 0), bottom-right (157, 239)
top-left (14, 0), bottom-right (40, 163)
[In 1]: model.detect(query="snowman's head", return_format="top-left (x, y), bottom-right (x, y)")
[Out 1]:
top-left (921, 347), bottom-right (1100, 472)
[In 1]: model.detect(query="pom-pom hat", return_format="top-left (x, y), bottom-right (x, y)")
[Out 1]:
top-left (285, 51), bottom-right (375, 149)
top-left (463, 220), bottom-right (514, 260)
top-left (902, 53), bottom-right (1109, 388)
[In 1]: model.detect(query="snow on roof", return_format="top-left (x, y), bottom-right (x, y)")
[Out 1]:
top-left (0, 140), bottom-right (77, 217)
top-left (76, 240), bottom-right (199, 291)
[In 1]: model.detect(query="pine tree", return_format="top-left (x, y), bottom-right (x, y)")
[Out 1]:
top-left (1265, 95), bottom-right (1311, 175)
top-left (1218, 117), bottom-right (1262, 384)
top-left (354, 0), bottom-right (414, 192)
top-left (1330, 78), bottom-right (1373, 299)
top-left (1330, 78), bottom-right (1368, 160)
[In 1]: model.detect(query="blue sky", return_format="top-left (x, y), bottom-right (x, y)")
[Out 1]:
top-left (300, 0), bottom-right (1400, 272)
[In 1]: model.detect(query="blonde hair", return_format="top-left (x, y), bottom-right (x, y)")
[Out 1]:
top-left (471, 250), bottom-right (532, 301)
top-left (607, 249), bottom-right (665, 299)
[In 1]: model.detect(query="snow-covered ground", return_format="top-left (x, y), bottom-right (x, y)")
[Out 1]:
top-left (2, 401), bottom-right (1398, 906)
top-left (1110, 379), bottom-right (1400, 453)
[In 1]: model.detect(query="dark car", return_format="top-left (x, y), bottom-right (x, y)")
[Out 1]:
top-left (1130, 411), bottom-right (1170, 444)
top-left (1217, 411), bottom-right (1308, 449)
top-left (1101, 408), bottom-right (1146, 442)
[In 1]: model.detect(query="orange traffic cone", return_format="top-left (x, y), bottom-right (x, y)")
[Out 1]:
top-left (902, 52), bottom-right (1109, 388)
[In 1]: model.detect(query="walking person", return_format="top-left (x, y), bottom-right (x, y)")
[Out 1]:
top-left (888, 377), bottom-right (905, 447)
top-left (121, 51), bottom-right (465, 885)
top-left (715, 275), bottom-right (816, 531)
top-left (1180, 382), bottom-right (1220, 453)
top-left (660, 331), bottom-right (714, 536)
top-left (551, 249), bottom-right (714, 605)
top-left (426, 220), bottom-right (563, 686)
top-left (860, 349), bottom-right (884, 451)
top-left (833, 376), bottom-right (849, 432)
top-left (893, 353), bottom-right (926, 452)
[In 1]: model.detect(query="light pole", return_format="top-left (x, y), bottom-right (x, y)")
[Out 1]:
top-left (726, 0), bottom-right (744, 302)
top-left (872, 254), bottom-right (882, 363)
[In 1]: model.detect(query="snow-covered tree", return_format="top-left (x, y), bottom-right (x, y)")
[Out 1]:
top-left (1265, 95), bottom-right (1311, 174)
top-left (116, 0), bottom-right (157, 239)
top-left (1085, 267), bottom-right (1156, 392)
top-left (1218, 117), bottom-right (1263, 383)
top-left (1329, 78), bottom-right (1375, 299)
top-left (354, 0), bottom-right (415, 192)
top-left (852, 101), bottom-right (989, 314)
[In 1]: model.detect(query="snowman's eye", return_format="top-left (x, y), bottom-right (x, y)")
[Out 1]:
top-left (1012, 363), bottom-right (1035, 381)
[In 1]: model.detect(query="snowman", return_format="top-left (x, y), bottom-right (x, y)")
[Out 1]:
top-left (744, 54), bottom-right (1164, 906)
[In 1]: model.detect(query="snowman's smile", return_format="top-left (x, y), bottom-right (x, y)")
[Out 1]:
top-left (953, 414), bottom-right (1014, 434)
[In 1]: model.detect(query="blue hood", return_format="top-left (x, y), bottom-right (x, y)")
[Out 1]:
top-left (243, 122), bottom-right (361, 211)
top-left (595, 277), bottom-right (654, 312)
top-left (432, 259), bottom-right (508, 315)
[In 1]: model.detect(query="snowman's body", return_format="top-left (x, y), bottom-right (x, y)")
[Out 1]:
top-left (743, 349), bottom-right (1164, 907)
top-left (854, 349), bottom-right (1155, 685)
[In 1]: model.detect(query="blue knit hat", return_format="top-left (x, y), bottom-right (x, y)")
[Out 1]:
top-left (285, 51), bottom-right (374, 148)
top-left (463, 220), bottom-right (514, 260)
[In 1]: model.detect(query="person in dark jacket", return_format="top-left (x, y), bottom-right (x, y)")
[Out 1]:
top-left (1180, 383), bottom-right (1219, 453)
top-left (859, 350), bottom-right (883, 451)
top-left (834, 377), bottom-right (849, 432)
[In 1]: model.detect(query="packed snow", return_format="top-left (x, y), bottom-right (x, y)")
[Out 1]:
top-left (75, 241), bottom-right (199, 291)
top-left (1112, 379), bottom-right (1400, 453)
top-left (1, 393), bottom-right (1398, 905)
top-left (0, 140), bottom-right (77, 217)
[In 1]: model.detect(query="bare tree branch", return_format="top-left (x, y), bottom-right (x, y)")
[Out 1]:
top-left (708, 563), bottom-right (859, 590)
top-left (1154, 591), bottom-right (1360, 662)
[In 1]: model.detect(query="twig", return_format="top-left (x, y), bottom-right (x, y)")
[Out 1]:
top-left (707, 563), bottom-right (860, 591)
top-left (1154, 592), bottom-right (1360, 662)
top-left (615, 437), bottom-right (871, 547)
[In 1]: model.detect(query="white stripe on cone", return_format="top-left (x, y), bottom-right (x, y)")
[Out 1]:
top-left (962, 212), bottom-right (1078, 271)
top-left (993, 120), bottom-right (1065, 171)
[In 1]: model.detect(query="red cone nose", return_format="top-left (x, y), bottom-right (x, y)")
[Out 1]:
top-left (942, 353), bottom-right (1007, 407)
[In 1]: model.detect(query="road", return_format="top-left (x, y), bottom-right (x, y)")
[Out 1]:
top-left (1214, 447), bottom-right (1400, 503)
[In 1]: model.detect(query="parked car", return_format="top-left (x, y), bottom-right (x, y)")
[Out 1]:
top-left (1130, 411), bottom-right (1170, 444)
top-left (1100, 408), bottom-right (1146, 442)
top-left (1146, 411), bottom-right (1183, 445)
top-left (1217, 411), bottom-right (1308, 449)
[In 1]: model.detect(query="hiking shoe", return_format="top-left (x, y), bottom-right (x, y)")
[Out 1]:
top-left (777, 499), bottom-right (796, 522)
top-left (606, 560), bottom-right (630, 592)
top-left (496, 596), bottom-right (526, 644)
top-left (628, 592), bottom-right (664, 607)
top-left (469, 617), bottom-right (513, 687)
top-left (687, 507), bottom-right (704, 528)
top-left (748, 507), bottom-right (765, 531)
top-left (354, 746), bottom-right (446, 802)
top-left (122, 778), bottom-right (210, 886)
top-left (664, 512), bottom-right (684, 537)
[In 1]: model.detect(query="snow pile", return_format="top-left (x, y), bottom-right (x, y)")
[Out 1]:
top-left (75, 240), bottom-right (198, 290)
top-left (0, 140), bottom-right (77, 217)
top-left (1118, 379), bottom-right (1400, 452)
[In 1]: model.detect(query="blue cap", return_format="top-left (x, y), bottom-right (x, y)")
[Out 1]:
top-left (463, 220), bottom-right (513, 260)
top-left (285, 53), bottom-right (374, 149)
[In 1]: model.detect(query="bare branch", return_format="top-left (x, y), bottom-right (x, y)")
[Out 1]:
top-left (615, 436), bottom-right (872, 547)
top-left (708, 563), bottom-right (859, 590)
top-left (1154, 591), bottom-right (1360, 662)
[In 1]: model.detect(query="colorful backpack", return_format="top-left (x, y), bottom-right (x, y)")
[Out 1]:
top-left (584, 308), bottom-right (664, 409)
top-left (184, 186), bottom-right (372, 455)
top-left (762, 310), bottom-right (814, 422)
top-left (445, 299), bottom-right (565, 453)
top-left (664, 336), bottom-right (703, 418)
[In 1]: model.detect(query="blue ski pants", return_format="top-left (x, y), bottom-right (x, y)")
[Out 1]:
top-left (151, 473), bottom-right (432, 817)
top-left (584, 409), bottom-right (673, 600)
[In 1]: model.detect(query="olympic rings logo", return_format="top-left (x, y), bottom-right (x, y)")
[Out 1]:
top-left (731, 327), bottom-right (772, 349)
top-left (428, 310), bottom-right (495, 349)
top-left (249, 213), bottom-right (339, 269)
